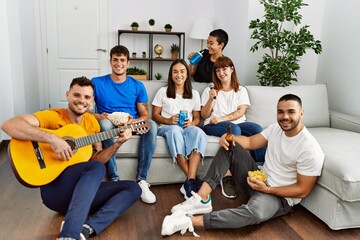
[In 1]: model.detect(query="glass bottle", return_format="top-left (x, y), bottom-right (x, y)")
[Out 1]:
top-left (225, 124), bottom-right (233, 150)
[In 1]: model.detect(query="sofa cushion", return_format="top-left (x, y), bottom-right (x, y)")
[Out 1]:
top-left (245, 84), bottom-right (330, 128)
top-left (309, 127), bottom-right (360, 202)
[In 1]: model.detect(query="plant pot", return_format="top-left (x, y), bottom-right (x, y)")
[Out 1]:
top-left (131, 27), bottom-right (138, 31)
top-left (171, 51), bottom-right (179, 59)
top-left (165, 28), bottom-right (171, 32)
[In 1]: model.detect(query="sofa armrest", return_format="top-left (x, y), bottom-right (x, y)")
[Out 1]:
top-left (330, 110), bottom-right (360, 133)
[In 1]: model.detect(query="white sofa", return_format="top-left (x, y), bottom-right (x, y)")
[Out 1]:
top-left (116, 80), bottom-right (360, 230)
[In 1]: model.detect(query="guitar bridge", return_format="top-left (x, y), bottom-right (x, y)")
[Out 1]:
top-left (31, 141), bottom-right (46, 169)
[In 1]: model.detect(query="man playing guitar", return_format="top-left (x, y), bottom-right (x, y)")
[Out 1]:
top-left (1, 77), bottom-right (142, 240)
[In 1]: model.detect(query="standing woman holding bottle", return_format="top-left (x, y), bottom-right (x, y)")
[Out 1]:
top-left (152, 59), bottom-right (207, 199)
top-left (201, 56), bottom-right (266, 198)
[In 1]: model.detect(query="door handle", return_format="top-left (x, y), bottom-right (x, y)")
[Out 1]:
top-left (96, 49), bottom-right (107, 52)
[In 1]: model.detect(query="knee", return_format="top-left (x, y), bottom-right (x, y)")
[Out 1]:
top-left (230, 123), bottom-right (241, 135)
top-left (146, 119), bottom-right (158, 137)
top-left (248, 206), bottom-right (272, 224)
top-left (99, 119), bottom-right (114, 131)
top-left (252, 123), bottom-right (263, 133)
top-left (89, 161), bottom-right (106, 177)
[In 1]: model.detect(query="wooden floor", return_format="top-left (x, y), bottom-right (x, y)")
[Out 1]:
top-left (1, 140), bottom-right (360, 240)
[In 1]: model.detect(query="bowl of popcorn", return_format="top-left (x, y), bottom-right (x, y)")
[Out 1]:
top-left (107, 112), bottom-right (130, 126)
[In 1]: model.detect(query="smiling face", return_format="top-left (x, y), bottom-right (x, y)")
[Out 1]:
top-left (215, 66), bottom-right (234, 84)
top-left (277, 100), bottom-right (304, 136)
top-left (207, 36), bottom-right (224, 55)
top-left (110, 53), bottom-right (129, 77)
top-left (66, 84), bottom-right (94, 116)
top-left (171, 62), bottom-right (188, 86)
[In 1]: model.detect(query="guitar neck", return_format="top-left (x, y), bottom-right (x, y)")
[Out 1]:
top-left (74, 125), bottom-right (132, 148)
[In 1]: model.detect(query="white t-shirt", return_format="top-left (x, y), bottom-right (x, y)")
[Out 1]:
top-left (152, 87), bottom-right (201, 127)
top-left (201, 86), bottom-right (250, 126)
top-left (261, 123), bottom-right (325, 206)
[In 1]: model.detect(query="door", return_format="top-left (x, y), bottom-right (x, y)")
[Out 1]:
top-left (44, 0), bottom-right (108, 108)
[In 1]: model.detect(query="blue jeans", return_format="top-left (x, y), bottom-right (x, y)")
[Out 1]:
top-left (99, 119), bottom-right (157, 181)
top-left (40, 161), bottom-right (141, 238)
top-left (157, 125), bottom-right (207, 160)
top-left (202, 144), bottom-right (291, 229)
top-left (203, 121), bottom-right (266, 163)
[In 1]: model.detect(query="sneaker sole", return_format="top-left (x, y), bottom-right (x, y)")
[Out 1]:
top-left (172, 206), bottom-right (213, 215)
top-left (220, 179), bottom-right (237, 199)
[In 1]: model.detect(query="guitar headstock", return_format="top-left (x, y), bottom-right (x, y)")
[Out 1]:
top-left (130, 120), bottom-right (151, 135)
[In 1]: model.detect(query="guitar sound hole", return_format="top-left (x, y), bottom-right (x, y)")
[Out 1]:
top-left (66, 140), bottom-right (76, 151)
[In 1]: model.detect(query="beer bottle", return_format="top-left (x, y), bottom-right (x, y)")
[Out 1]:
top-left (225, 124), bottom-right (233, 150)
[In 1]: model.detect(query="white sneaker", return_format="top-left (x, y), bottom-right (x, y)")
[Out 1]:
top-left (171, 191), bottom-right (212, 215)
top-left (180, 184), bottom-right (188, 200)
top-left (59, 221), bottom-right (89, 240)
top-left (161, 210), bottom-right (199, 237)
top-left (138, 180), bottom-right (156, 204)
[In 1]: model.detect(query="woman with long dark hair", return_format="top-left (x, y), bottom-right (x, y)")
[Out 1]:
top-left (152, 59), bottom-right (207, 199)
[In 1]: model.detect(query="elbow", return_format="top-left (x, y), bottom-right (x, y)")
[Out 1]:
top-left (299, 188), bottom-right (314, 198)
top-left (1, 120), bottom-right (11, 134)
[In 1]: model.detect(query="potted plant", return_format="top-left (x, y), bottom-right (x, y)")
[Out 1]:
top-left (148, 19), bottom-right (155, 30)
top-left (154, 72), bottom-right (162, 80)
top-left (132, 52), bottom-right (137, 58)
top-left (170, 43), bottom-right (180, 59)
top-left (142, 51), bottom-right (146, 58)
top-left (126, 66), bottom-right (147, 80)
top-left (164, 24), bottom-right (172, 32)
top-left (249, 0), bottom-right (322, 87)
top-left (130, 22), bottom-right (139, 31)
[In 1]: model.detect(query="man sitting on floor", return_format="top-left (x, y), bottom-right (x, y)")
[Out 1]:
top-left (161, 94), bottom-right (324, 237)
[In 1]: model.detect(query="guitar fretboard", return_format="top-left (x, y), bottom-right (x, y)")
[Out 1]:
top-left (73, 125), bottom-right (132, 149)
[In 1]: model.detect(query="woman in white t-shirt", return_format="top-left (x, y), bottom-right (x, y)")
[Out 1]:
top-left (152, 59), bottom-right (207, 199)
top-left (201, 56), bottom-right (266, 199)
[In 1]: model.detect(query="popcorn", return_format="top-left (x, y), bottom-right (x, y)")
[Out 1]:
top-left (248, 170), bottom-right (267, 182)
top-left (107, 112), bottom-right (130, 126)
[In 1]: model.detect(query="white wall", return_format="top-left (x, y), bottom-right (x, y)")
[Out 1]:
top-left (0, 0), bottom-right (15, 139)
top-left (316, 0), bottom-right (360, 118)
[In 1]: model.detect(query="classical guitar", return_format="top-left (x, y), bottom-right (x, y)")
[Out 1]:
top-left (8, 120), bottom-right (150, 188)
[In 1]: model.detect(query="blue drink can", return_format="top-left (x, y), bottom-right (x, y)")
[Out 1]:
top-left (178, 110), bottom-right (188, 127)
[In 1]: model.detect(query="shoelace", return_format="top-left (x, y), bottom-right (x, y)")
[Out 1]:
top-left (176, 216), bottom-right (200, 237)
top-left (180, 191), bottom-right (199, 207)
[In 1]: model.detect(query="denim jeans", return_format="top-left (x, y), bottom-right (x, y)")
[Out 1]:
top-left (203, 121), bottom-right (266, 163)
top-left (40, 161), bottom-right (141, 238)
top-left (157, 125), bottom-right (207, 160)
top-left (99, 119), bottom-right (157, 181)
top-left (202, 144), bottom-right (292, 229)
